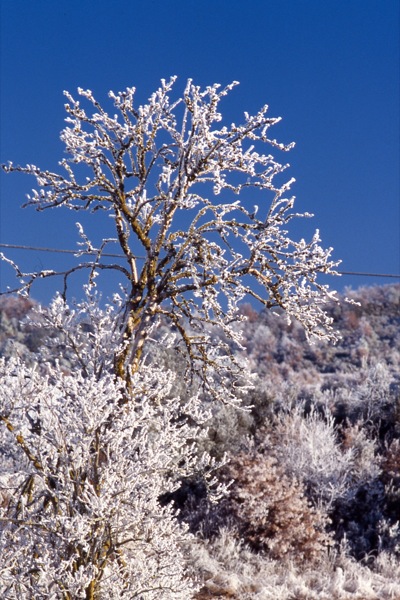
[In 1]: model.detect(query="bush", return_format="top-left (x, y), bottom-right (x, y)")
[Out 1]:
top-left (221, 451), bottom-right (331, 563)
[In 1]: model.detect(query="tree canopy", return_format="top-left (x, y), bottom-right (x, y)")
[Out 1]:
top-left (2, 78), bottom-right (340, 396)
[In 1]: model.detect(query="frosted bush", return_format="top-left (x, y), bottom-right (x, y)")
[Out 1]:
top-left (271, 406), bottom-right (354, 508)
top-left (190, 527), bottom-right (400, 599)
top-left (0, 296), bottom-right (225, 598)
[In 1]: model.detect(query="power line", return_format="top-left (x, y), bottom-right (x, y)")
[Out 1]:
top-left (338, 271), bottom-right (400, 279)
top-left (0, 243), bottom-right (399, 279)
top-left (0, 243), bottom-right (129, 259)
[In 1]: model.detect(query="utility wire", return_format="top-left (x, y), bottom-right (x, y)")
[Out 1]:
top-left (0, 243), bottom-right (129, 259)
top-left (0, 243), bottom-right (399, 279)
top-left (338, 271), bottom-right (400, 279)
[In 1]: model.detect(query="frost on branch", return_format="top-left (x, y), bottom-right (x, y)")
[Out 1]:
top-left (0, 296), bottom-right (222, 598)
top-left (2, 77), bottom-right (341, 394)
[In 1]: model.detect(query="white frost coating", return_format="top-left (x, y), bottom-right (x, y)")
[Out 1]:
top-left (0, 296), bottom-right (220, 598)
top-left (0, 78), bottom-right (345, 597)
top-left (2, 77), bottom-right (341, 398)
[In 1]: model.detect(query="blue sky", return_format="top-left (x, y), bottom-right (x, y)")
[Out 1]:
top-left (0, 0), bottom-right (399, 304)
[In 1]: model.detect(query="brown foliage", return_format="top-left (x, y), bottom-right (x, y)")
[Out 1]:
top-left (222, 452), bottom-right (331, 564)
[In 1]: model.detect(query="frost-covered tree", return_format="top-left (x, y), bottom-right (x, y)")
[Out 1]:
top-left (0, 78), bottom-right (342, 597)
top-left (2, 77), bottom-right (340, 397)
top-left (0, 294), bottom-right (217, 598)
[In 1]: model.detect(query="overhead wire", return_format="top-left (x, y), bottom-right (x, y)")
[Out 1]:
top-left (0, 242), bottom-right (399, 279)
top-left (0, 243), bottom-right (129, 259)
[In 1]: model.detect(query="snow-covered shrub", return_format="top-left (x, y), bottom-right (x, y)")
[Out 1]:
top-left (270, 405), bottom-right (354, 508)
top-left (0, 295), bottom-right (222, 598)
top-left (0, 359), bottom-right (207, 598)
top-left (376, 439), bottom-right (400, 556)
top-left (189, 524), bottom-right (400, 599)
top-left (343, 362), bottom-right (397, 426)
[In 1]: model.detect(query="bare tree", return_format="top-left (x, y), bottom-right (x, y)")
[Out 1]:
top-left (0, 78), bottom-right (342, 598)
top-left (2, 77), bottom-right (340, 396)
top-left (0, 296), bottom-right (215, 598)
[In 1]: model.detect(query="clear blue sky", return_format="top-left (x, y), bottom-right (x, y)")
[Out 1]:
top-left (0, 0), bottom-right (399, 304)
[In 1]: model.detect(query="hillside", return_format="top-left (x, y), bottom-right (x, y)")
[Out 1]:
top-left (192, 284), bottom-right (400, 599)
top-left (241, 283), bottom-right (399, 388)
top-left (0, 284), bottom-right (399, 599)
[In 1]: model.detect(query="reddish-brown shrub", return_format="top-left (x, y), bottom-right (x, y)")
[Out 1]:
top-left (222, 452), bottom-right (332, 564)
